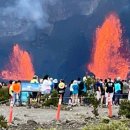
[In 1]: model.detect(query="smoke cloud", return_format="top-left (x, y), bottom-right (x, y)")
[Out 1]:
top-left (0, 0), bottom-right (100, 37)
top-left (2, 0), bottom-right (50, 29)
top-left (79, 0), bottom-right (101, 15)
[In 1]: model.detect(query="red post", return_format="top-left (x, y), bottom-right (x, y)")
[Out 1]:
top-left (8, 99), bottom-right (13, 124)
top-left (108, 93), bottom-right (112, 118)
top-left (56, 94), bottom-right (62, 121)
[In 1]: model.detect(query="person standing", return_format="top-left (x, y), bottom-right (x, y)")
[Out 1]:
top-left (30, 75), bottom-right (39, 101)
top-left (53, 79), bottom-right (59, 91)
top-left (40, 75), bottom-right (51, 94)
top-left (105, 78), bottom-right (114, 106)
top-left (117, 77), bottom-right (123, 98)
top-left (58, 79), bottom-right (66, 103)
top-left (49, 78), bottom-right (54, 92)
top-left (78, 78), bottom-right (84, 105)
top-left (9, 81), bottom-right (15, 106)
top-left (128, 80), bottom-right (130, 100)
top-left (8, 80), bottom-right (13, 97)
top-left (114, 80), bottom-right (121, 105)
top-left (100, 79), bottom-right (105, 107)
top-left (68, 80), bottom-right (74, 105)
top-left (72, 80), bottom-right (79, 106)
top-left (13, 81), bottom-right (21, 106)
top-left (95, 78), bottom-right (101, 101)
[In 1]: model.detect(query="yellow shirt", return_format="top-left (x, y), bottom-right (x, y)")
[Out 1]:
top-left (30, 79), bottom-right (38, 83)
top-left (9, 85), bottom-right (14, 96)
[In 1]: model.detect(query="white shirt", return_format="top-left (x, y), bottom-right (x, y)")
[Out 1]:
top-left (39, 79), bottom-right (51, 93)
top-left (70, 84), bottom-right (73, 91)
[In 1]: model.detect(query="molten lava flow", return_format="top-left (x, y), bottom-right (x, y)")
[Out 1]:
top-left (88, 13), bottom-right (129, 79)
top-left (0, 44), bottom-right (35, 80)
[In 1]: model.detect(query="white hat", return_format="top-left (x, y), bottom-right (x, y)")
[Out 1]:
top-left (50, 77), bottom-right (53, 81)
top-left (73, 80), bottom-right (78, 84)
top-left (53, 79), bottom-right (58, 83)
top-left (83, 76), bottom-right (87, 81)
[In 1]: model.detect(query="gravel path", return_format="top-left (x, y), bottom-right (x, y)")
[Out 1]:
top-left (0, 105), bottom-right (119, 124)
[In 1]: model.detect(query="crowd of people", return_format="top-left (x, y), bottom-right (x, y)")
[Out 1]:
top-left (1, 74), bottom-right (130, 107)
top-left (67, 76), bottom-right (130, 107)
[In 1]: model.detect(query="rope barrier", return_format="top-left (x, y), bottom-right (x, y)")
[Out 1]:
top-left (0, 93), bottom-right (128, 103)
top-left (0, 93), bottom-right (128, 105)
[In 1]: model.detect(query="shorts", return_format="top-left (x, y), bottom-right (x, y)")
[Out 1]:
top-left (30, 92), bottom-right (37, 99)
top-left (96, 91), bottom-right (101, 100)
top-left (72, 91), bottom-right (78, 95)
top-left (101, 92), bottom-right (105, 96)
top-left (78, 91), bottom-right (83, 96)
top-left (79, 91), bottom-right (86, 96)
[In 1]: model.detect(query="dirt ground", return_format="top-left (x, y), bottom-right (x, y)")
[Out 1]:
top-left (0, 105), bottom-right (119, 123)
top-left (0, 104), bottom-right (119, 130)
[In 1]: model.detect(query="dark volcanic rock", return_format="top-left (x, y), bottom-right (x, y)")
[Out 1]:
top-left (14, 117), bottom-right (22, 121)
top-left (27, 120), bottom-right (37, 125)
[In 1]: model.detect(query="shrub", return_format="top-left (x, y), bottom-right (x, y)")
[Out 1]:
top-left (83, 121), bottom-right (128, 130)
top-left (42, 90), bottom-right (59, 107)
top-left (84, 92), bottom-right (100, 117)
top-left (119, 100), bottom-right (130, 118)
top-left (84, 76), bottom-right (95, 90)
top-left (0, 115), bottom-right (8, 129)
top-left (0, 87), bottom-right (10, 102)
top-left (101, 117), bottom-right (110, 124)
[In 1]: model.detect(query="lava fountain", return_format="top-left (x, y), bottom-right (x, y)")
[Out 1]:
top-left (88, 13), bottom-right (129, 79)
top-left (0, 44), bottom-right (35, 80)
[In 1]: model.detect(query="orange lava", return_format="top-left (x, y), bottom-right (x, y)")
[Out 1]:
top-left (88, 13), bottom-right (129, 79)
top-left (0, 44), bottom-right (35, 80)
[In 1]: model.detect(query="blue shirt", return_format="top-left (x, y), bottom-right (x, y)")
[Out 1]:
top-left (82, 83), bottom-right (87, 92)
top-left (95, 82), bottom-right (101, 91)
top-left (114, 83), bottom-right (121, 92)
top-left (72, 84), bottom-right (79, 94)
